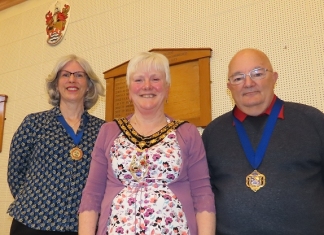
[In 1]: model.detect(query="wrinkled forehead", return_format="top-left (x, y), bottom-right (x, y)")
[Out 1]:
top-left (228, 50), bottom-right (272, 74)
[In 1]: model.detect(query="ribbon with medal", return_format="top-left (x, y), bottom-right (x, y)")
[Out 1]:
top-left (233, 98), bottom-right (283, 192)
top-left (57, 114), bottom-right (88, 160)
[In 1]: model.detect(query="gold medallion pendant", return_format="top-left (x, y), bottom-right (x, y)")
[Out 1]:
top-left (129, 154), bottom-right (148, 182)
top-left (246, 170), bottom-right (265, 192)
top-left (70, 147), bottom-right (83, 160)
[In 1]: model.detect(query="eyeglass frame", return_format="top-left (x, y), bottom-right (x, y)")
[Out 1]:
top-left (59, 70), bottom-right (88, 79)
top-left (228, 67), bottom-right (273, 85)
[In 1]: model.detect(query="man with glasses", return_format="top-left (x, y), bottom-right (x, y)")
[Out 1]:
top-left (202, 48), bottom-right (324, 235)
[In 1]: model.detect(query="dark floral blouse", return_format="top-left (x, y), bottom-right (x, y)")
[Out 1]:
top-left (7, 106), bottom-right (105, 232)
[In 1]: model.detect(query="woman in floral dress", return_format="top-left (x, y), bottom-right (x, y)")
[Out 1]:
top-left (78, 52), bottom-right (216, 235)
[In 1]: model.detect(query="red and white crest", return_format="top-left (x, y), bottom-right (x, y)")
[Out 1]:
top-left (45, 1), bottom-right (70, 46)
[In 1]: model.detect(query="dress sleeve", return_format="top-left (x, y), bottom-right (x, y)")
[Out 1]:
top-left (7, 114), bottom-right (35, 198)
top-left (185, 124), bottom-right (216, 213)
top-left (79, 123), bottom-right (115, 213)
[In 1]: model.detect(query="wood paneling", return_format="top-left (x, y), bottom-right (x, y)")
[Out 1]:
top-left (0, 0), bottom-right (26, 11)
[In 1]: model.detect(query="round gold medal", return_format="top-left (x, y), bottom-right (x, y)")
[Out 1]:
top-left (70, 147), bottom-right (83, 160)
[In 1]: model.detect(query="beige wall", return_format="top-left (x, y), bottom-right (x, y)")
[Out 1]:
top-left (1, 0), bottom-right (323, 233)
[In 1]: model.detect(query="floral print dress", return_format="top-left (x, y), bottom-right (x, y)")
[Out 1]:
top-left (107, 119), bottom-right (189, 235)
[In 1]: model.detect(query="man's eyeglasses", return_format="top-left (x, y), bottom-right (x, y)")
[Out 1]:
top-left (59, 70), bottom-right (87, 79)
top-left (228, 68), bottom-right (272, 85)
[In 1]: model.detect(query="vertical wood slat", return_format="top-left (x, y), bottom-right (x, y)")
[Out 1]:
top-left (0, 94), bottom-right (8, 153)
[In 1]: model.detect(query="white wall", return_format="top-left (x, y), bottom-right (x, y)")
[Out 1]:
top-left (1, 0), bottom-right (323, 233)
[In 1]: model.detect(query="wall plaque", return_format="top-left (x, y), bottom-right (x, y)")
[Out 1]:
top-left (103, 48), bottom-right (212, 127)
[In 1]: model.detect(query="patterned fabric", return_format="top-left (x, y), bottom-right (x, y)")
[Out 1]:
top-left (107, 129), bottom-right (189, 234)
top-left (7, 106), bottom-right (105, 232)
top-left (79, 119), bottom-right (215, 235)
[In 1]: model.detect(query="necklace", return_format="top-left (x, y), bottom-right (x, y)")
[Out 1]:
top-left (114, 117), bottom-right (187, 182)
top-left (57, 115), bottom-right (86, 161)
top-left (131, 115), bottom-right (167, 137)
top-left (69, 118), bottom-right (82, 159)
top-left (115, 117), bottom-right (186, 150)
top-left (67, 118), bottom-right (81, 130)
top-left (129, 150), bottom-right (149, 181)
top-left (129, 116), bottom-right (165, 181)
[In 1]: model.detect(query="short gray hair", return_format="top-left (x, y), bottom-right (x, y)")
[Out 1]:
top-left (126, 52), bottom-right (170, 86)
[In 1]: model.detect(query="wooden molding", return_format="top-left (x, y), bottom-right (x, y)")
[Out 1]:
top-left (0, 94), bottom-right (8, 153)
top-left (0, 0), bottom-right (26, 11)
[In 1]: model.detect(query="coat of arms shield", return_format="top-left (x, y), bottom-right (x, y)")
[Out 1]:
top-left (45, 1), bottom-right (70, 46)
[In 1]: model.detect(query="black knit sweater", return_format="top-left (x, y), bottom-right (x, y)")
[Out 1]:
top-left (202, 101), bottom-right (324, 235)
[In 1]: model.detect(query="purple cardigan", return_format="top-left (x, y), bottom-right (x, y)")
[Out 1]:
top-left (79, 120), bottom-right (215, 235)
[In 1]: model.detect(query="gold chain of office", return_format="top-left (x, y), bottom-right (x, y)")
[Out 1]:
top-left (114, 117), bottom-right (187, 150)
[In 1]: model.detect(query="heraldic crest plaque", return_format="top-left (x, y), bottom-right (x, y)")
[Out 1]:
top-left (45, 1), bottom-right (70, 46)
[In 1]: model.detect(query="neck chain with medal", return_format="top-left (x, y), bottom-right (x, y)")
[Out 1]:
top-left (114, 117), bottom-right (186, 182)
top-left (57, 114), bottom-right (88, 161)
top-left (233, 98), bottom-right (283, 192)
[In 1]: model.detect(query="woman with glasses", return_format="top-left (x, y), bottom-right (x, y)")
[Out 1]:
top-left (7, 54), bottom-right (105, 235)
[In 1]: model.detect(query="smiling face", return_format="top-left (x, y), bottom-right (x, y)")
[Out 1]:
top-left (129, 65), bottom-right (169, 115)
top-left (227, 49), bottom-right (278, 116)
top-left (57, 60), bottom-right (89, 106)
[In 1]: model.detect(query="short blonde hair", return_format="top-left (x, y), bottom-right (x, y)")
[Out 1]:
top-left (46, 54), bottom-right (105, 110)
top-left (126, 52), bottom-right (170, 86)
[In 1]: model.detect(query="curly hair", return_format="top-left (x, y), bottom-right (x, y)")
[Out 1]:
top-left (45, 54), bottom-right (105, 110)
